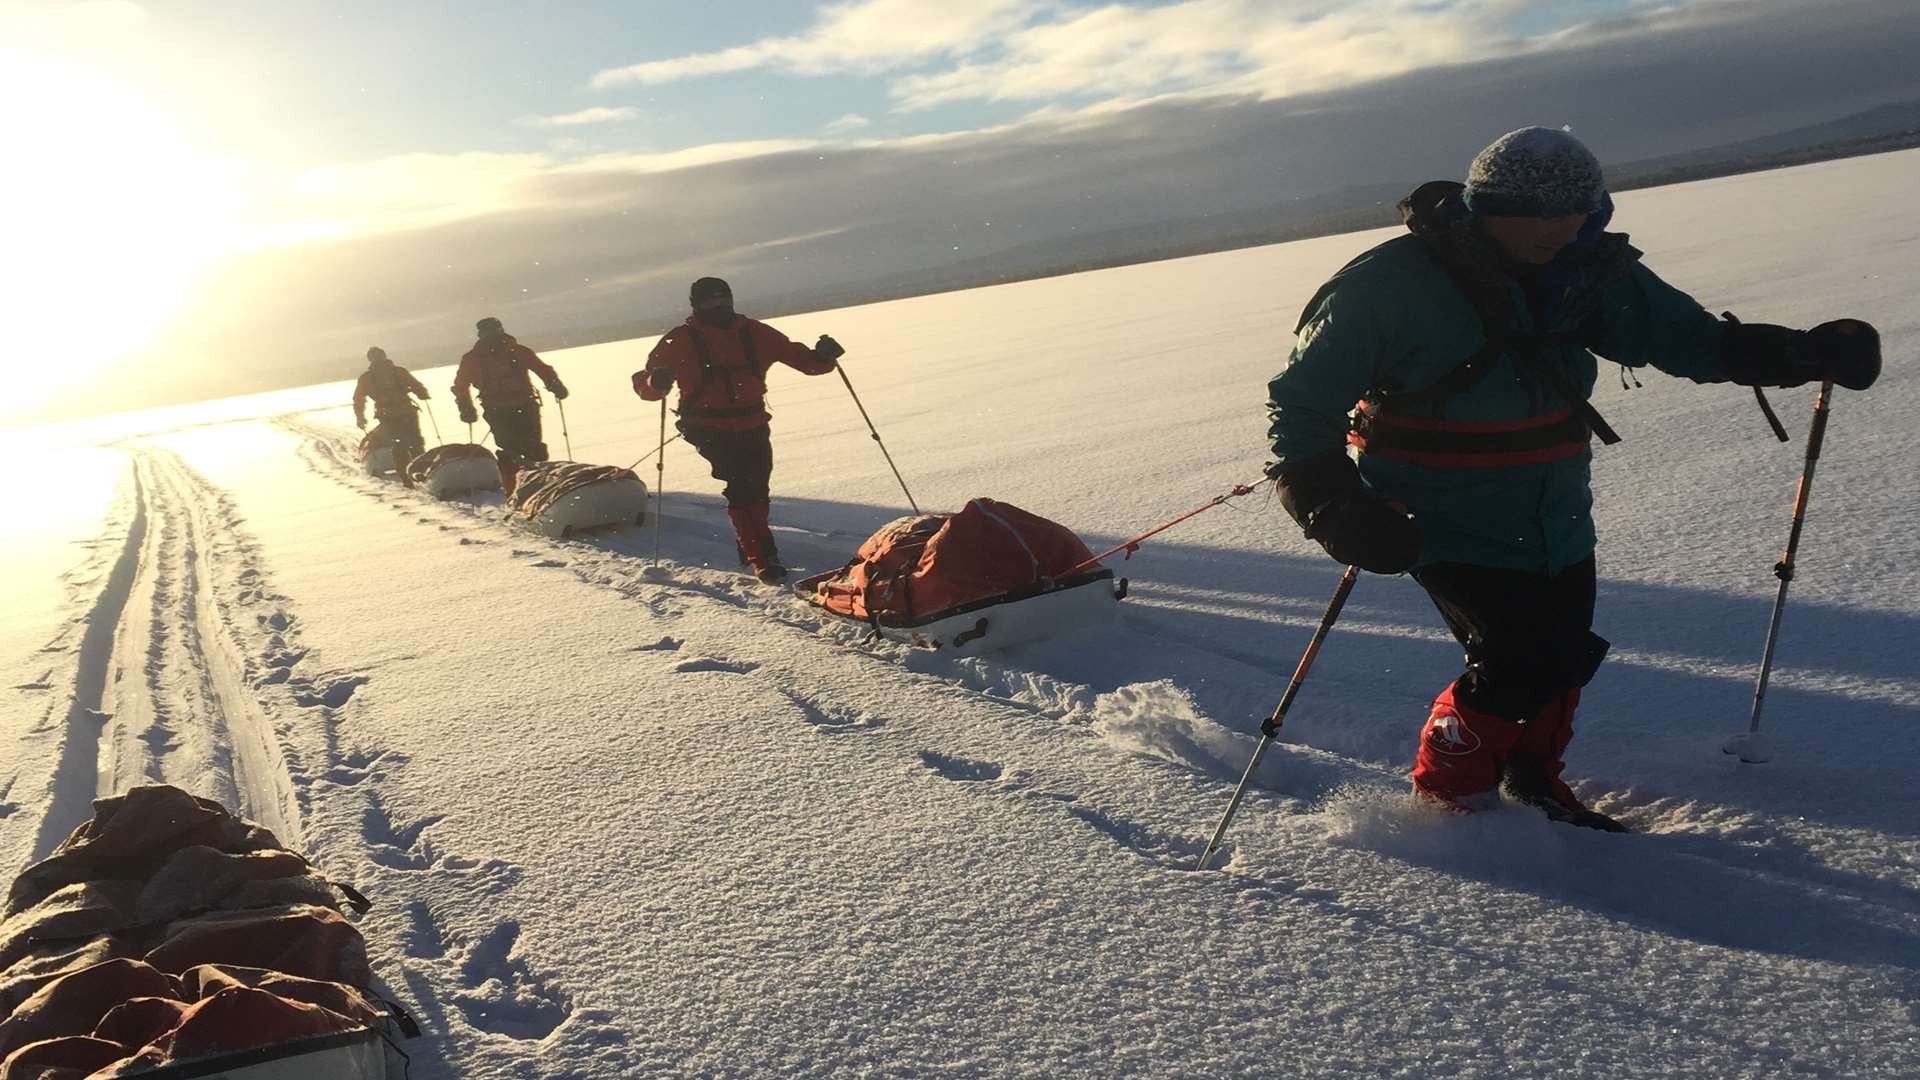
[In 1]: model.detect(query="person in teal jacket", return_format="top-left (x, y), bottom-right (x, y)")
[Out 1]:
top-left (1266, 127), bottom-right (1881, 831)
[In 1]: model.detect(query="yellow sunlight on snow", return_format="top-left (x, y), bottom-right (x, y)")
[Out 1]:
top-left (0, 50), bottom-right (244, 417)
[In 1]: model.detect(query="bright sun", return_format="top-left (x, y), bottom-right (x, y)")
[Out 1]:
top-left (0, 49), bottom-right (245, 420)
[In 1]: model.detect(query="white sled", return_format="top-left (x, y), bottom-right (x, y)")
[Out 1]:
top-left (805, 570), bottom-right (1124, 655)
top-left (529, 474), bottom-right (649, 538)
top-left (424, 454), bottom-right (500, 498)
top-left (140, 1026), bottom-right (403, 1079)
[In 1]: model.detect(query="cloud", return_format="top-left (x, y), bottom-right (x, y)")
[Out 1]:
top-left (589, 0), bottom-right (1037, 88)
top-left (527, 106), bottom-right (642, 127)
top-left (66, 0), bottom-right (1920, 418)
top-left (590, 0), bottom-right (1604, 110)
top-left (890, 0), bottom-right (1531, 110)
top-left (825, 113), bottom-right (872, 133)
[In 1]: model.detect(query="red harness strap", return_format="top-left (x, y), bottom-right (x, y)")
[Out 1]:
top-left (1350, 401), bottom-right (1591, 468)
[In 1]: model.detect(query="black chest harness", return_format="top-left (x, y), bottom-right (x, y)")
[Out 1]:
top-left (1351, 249), bottom-right (1625, 468)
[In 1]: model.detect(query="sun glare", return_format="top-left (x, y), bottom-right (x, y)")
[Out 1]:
top-left (0, 50), bottom-right (245, 420)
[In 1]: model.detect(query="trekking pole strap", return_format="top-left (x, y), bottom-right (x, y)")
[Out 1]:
top-left (1752, 387), bottom-right (1790, 442)
top-left (1064, 478), bottom-right (1263, 578)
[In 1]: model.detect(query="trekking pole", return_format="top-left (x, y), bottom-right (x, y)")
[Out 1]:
top-left (1725, 379), bottom-right (1835, 765)
top-left (1195, 564), bottom-right (1360, 871)
top-left (836, 365), bottom-right (919, 513)
top-left (628, 431), bottom-right (684, 471)
top-left (556, 399), bottom-right (574, 460)
top-left (1063, 476), bottom-right (1266, 577)
top-left (651, 397), bottom-right (667, 565)
top-left (466, 422), bottom-right (474, 444)
top-left (423, 402), bottom-right (444, 446)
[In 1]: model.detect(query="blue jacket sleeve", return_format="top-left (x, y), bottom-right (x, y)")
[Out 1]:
top-left (1266, 276), bottom-right (1398, 469)
top-left (1583, 263), bottom-right (1728, 383)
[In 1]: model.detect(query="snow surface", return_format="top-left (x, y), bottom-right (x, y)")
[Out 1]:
top-left (4, 149), bottom-right (1919, 1078)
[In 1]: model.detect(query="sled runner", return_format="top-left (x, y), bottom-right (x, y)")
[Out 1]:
top-left (405, 443), bottom-right (502, 498)
top-left (507, 461), bottom-right (649, 538)
top-left (0, 786), bottom-right (413, 1079)
top-left (796, 498), bottom-right (1124, 654)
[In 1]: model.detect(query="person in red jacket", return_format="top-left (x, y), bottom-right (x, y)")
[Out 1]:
top-left (352, 347), bottom-right (431, 477)
top-left (452, 316), bottom-right (568, 494)
top-left (633, 277), bottom-right (843, 583)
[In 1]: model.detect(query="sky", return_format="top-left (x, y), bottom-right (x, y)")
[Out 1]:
top-left (6, 0), bottom-right (1920, 421)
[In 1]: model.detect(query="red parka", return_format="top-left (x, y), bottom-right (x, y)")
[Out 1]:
top-left (352, 362), bottom-right (428, 424)
top-left (633, 315), bottom-right (836, 430)
top-left (453, 335), bottom-right (561, 412)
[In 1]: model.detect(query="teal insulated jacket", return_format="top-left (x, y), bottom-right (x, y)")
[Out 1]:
top-left (1267, 187), bottom-right (1736, 573)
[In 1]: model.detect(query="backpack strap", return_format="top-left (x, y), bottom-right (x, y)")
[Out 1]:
top-left (1384, 243), bottom-right (1622, 445)
top-left (683, 323), bottom-right (761, 410)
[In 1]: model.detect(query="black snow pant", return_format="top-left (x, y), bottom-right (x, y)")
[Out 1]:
top-left (1410, 554), bottom-right (1609, 722)
top-left (375, 409), bottom-right (425, 462)
top-left (682, 423), bottom-right (772, 508)
top-left (484, 404), bottom-right (548, 471)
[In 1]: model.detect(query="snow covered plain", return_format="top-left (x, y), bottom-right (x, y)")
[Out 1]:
top-left (4, 148), bottom-right (1918, 1078)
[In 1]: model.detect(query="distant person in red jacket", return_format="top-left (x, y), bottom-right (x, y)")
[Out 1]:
top-left (452, 316), bottom-right (568, 495)
top-left (353, 347), bottom-right (431, 474)
top-left (634, 277), bottom-right (844, 583)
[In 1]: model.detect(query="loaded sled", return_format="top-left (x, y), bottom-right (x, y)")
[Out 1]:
top-left (0, 786), bottom-right (414, 1079)
top-left (508, 462), bottom-right (649, 538)
top-left (405, 444), bottom-right (502, 499)
top-left (796, 498), bottom-right (1123, 654)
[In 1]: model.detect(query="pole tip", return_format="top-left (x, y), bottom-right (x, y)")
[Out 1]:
top-left (1721, 731), bottom-right (1773, 764)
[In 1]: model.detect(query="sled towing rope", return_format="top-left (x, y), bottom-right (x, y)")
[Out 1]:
top-left (1725, 378), bottom-right (1836, 765)
top-left (1061, 476), bottom-right (1267, 578)
top-left (1195, 563), bottom-right (1360, 871)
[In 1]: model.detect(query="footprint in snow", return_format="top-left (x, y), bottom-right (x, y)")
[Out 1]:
top-left (362, 795), bottom-right (446, 871)
top-left (671, 657), bottom-right (759, 676)
top-left (780, 690), bottom-right (885, 733)
top-left (291, 674), bottom-right (368, 710)
top-left (919, 750), bottom-right (1002, 783)
top-left (532, 559), bottom-right (567, 569)
top-left (628, 636), bottom-right (682, 652)
top-left (450, 920), bottom-right (572, 1041)
top-left (320, 748), bottom-right (402, 786)
top-left (402, 901), bottom-right (447, 960)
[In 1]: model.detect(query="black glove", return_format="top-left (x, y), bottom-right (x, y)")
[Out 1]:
top-left (1721, 315), bottom-right (1881, 391)
top-left (647, 368), bottom-right (673, 393)
top-left (457, 400), bottom-right (478, 425)
top-left (547, 380), bottom-right (569, 401)
top-left (1273, 451), bottom-right (1422, 574)
top-left (814, 334), bottom-right (845, 364)
top-left (418, 389), bottom-right (431, 399)
top-left (1806, 319), bottom-right (1880, 390)
top-left (355, 415), bottom-right (367, 430)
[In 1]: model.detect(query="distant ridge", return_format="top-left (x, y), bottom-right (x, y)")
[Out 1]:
top-left (541, 98), bottom-right (1920, 353)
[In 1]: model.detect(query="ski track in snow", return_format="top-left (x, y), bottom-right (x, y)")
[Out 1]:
top-left (15, 155), bottom-right (1920, 1077)
top-left (12, 437), bottom-right (581, 1070)
top-left (273, 416), bottom-right (1920, 961)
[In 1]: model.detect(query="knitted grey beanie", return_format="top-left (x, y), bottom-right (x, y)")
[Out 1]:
top-left (1463, 127), bottom-right (1604, 217)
